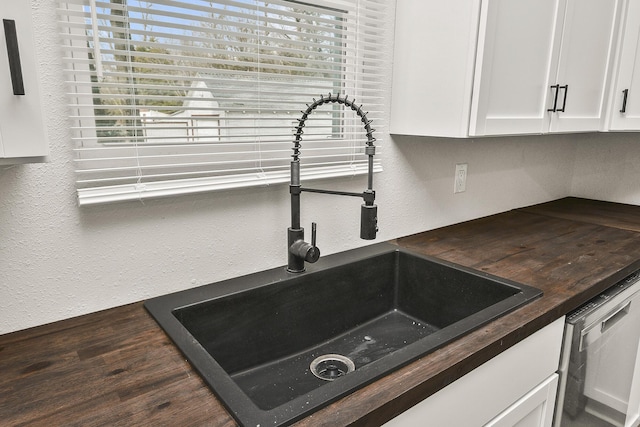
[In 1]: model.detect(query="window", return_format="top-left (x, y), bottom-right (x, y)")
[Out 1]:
top-left (58, 0), bottom-right (388, 205)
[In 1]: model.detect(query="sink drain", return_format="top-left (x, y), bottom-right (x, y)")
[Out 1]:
top-left (310, 354), bottom-right (355, 381)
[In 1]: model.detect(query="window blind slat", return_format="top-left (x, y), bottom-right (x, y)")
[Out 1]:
top-left (59, 0), bottom-right (387, 205)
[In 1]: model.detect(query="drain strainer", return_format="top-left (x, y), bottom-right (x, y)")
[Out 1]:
top-left (310, 354), bottom-right (355, 381)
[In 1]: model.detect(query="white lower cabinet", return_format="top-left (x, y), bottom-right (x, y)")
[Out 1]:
top-left (383, 317), bottom-right (565, 427)
top-left (485, 374), bottom-right (558, 427)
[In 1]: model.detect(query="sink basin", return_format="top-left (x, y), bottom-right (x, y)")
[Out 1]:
top-left (144, 242), bottom-right (541, 426)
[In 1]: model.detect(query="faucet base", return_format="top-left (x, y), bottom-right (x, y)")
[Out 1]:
top-left (287, 227), bottom-right (306, 273)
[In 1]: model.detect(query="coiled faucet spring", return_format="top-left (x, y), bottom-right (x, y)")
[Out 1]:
top-left (292, 93), bottom-right (377, 161)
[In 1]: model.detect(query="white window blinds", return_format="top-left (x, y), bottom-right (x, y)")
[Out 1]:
top-left (57, 0), bottom-right (388, 206)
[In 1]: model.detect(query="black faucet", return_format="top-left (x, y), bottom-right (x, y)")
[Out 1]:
top-left (287, 93), bottom-right (378, 273)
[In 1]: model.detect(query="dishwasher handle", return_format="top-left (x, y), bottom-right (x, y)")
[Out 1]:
top-left (601, 300), bottom-right (631, 333)
top-left (579, 299), bottom-right (633, 352)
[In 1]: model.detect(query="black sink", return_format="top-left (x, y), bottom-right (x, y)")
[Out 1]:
top-left (144, 242), bottom-right (541, 426)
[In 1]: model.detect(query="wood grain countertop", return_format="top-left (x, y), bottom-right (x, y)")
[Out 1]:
top-left (2, 197), bottom-right (640, 426)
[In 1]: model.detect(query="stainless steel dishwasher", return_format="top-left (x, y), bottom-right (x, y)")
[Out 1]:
top-left (555, 270), bottom-right (640, 427)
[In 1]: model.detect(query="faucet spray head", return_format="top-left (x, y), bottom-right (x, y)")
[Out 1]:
top-left (360, 204), bottom-right (378, 240)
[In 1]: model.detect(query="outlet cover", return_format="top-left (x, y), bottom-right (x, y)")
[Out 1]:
top-left (454, 163), bottom-right (467, 193)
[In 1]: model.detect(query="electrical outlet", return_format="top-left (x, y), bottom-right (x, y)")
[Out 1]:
top-left (454, 163), bottom-right (467, 193)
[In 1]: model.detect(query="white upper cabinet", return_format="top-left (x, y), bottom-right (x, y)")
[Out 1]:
top-left (469, 0), bottom-right (563, 136)
top-left (391, 0), bottom-right (621, 138)
top-left (390, 1), bottom-right (482, 138)
top-left (549, 0), bottom-right (620, 133)
top-left (608, 0), bottom-right (640, 130)
top-left (0, 0), bottom-right (48, 164)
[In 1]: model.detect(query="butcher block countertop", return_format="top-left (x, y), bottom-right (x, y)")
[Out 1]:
top-left (3, 197), bottom-right (640, 426)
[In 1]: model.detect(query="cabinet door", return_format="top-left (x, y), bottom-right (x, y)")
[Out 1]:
top-left (390, 1), bottom-right (482, 138)
top-left (0, 0), bottom-right (47, 162)
top-left (484, 374), bottom-right (559, 427)
top-left (469, 0), bottom-right (563, 136)
top-left (609, 0), bottom-right (640, 130)
top-left (549, 0), bottom-right (620, 133)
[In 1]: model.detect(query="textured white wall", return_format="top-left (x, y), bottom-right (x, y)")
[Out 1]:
top-left (1, 1), bottom-right (636, 334)
top-left (570, 132), bottom-right (640, 204)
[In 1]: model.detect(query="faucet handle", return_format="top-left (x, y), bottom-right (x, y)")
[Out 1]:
top-left (287, 223), bottom-right (320, 270)
top-left (311, 222), bottom-right (317, 248)
top-left (306, 222), bottom-right (320, 263)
